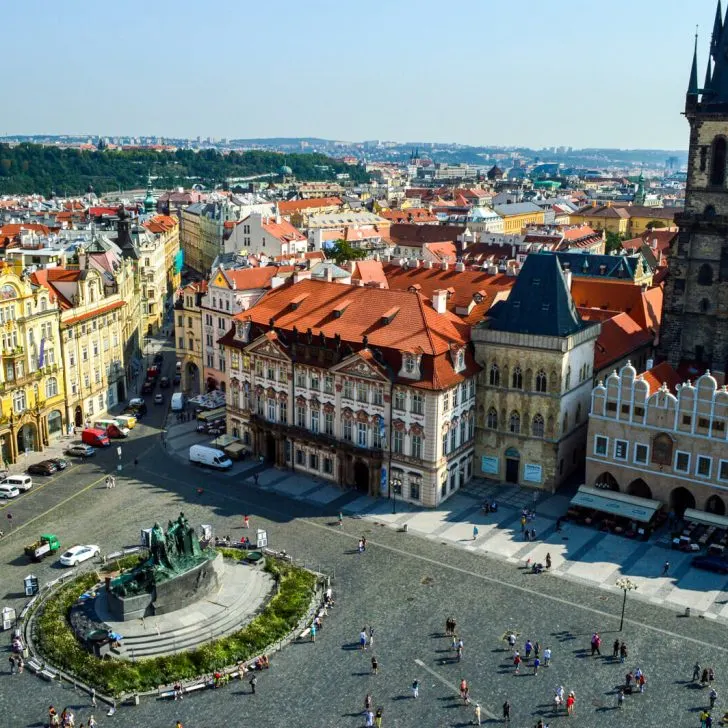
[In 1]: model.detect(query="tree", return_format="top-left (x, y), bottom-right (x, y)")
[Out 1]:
top-left (605, 231), bottom-right (624, 254)
top-left (646, 221), bottom-right (667, 230)
top-left (327, 239), bottom-right (366, 265)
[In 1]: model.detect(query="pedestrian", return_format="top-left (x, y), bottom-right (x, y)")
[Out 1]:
top-left (134, 457), bottom-right (138, 467)
top-left (513, 651), bottom-right (521, 674)
top-left (525, 529), bottom-right (530, 542)
top-left (457, 638), bottom-right (464, 661)
top-left (253, 473), bottom-right (259, 486)
top-left (534, 641), bottom-right (540, 659)
top-left (360, 628), bottom-right (368, 650)
top-left (613, 639), bottom-right (620, 659)
top-left (249, 674), bottom-right (257, 694)
top-left (508, 632), bottom-right (516, 650)
top-left (88, 716), bottom-right (97, 728)
top-left (521, 516), bottom-right (527, 532)
top-left (556, 517), bottom-right (562, 532)
top-left (620, 641), bottom-right (627, 663)
top-left (525, 640), bottom-right (533, 659)
top-left (618, 689), bottom-right (625, 708)
top-left (709, 667), bottom-right (716, 684)
top-left (173, 681), bottom-right (183, 700)
top-left (626, 671), bottom-right (634, 689)
top-left (338, 511), bottom-right (343, 527)
top-left (358, 539), bottom-right (364, 554)
top-left (91, 688), bottom-right (97, 708)
top-left (503, 700), bottom-right (511, 723)
top-left (639, 673), bottom-right (646, 693)
top-left (365, 693), bottom-right (373, 711)
top-left (694, 661), bottom-right (702, 682)
top-left (310, 623), bottom-right (316, 642)
top-left (375, 707), bottom-right (383, 728)
top-left (244, 515), bottom-right (250, 529)
top-left (451, 618), bottom-right (457, 636)
top-left (543, 646), bottom-right (552, 666)
top-left (473, 702), bottom-right (482, 726)
top-left (8, 655), bottom-right (14, 674)
top-left (364, 709), bottom-right (374, 727)
top-left (411, 678), bottom-right (419, 699)
top-left (590, 632), bottom-right (601, 656)
top-left (369, 626), bottom-right (374, 649)
top-left (445, 617), bottom-right (452, 636)
top-left (362, 536), bottom-right (367, 551)
top-left (371, 656), bottom-right (379, 675)
top-left (531, 528), bottom-right (536, 541)
top-left (545, 553), bottom-right (552, 569)
top-left (710, 687), bottom-right (718, 709)
top-left (700, 710), bottom-right (710, 728)
top-left (459, 678), bottom-right (469, 703)
top-left (707, 713), bottom-right (714, 728)
top-left (566, 692), bottom-right (575, 716)
top-left (533, 656), bottom-right (540, 675)
top-left (472, 525), bottom-right (479, 540)
top-left (702, 668), bottom-right (710, 685)
top-left (554, 692), bottom-right (562, 712)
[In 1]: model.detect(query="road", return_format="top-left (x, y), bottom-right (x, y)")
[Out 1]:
top-left (0, 342), bottom-right (726, 727)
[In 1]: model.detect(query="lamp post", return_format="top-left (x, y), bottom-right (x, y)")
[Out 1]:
top-left (390, 475), bottom-right (402, 514)
top-left (615, 576), bottom-right (638, 631)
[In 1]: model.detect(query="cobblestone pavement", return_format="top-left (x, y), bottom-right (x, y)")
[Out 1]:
top-left (1, 357), bottom-right (728, 726)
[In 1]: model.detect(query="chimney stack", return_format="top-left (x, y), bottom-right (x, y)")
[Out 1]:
top-left (432, 289), bottom-right (448, 314)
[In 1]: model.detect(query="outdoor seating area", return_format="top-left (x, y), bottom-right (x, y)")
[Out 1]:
top-left (672, 509), bottom-right (728, 552)
top-left (565, 485), bottom-right (664, 541)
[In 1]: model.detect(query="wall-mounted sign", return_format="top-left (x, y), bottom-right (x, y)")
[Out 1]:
top-left (481, 456), bottom-right (499, 475)
top-left (523, 463), bottom-right (543, 483)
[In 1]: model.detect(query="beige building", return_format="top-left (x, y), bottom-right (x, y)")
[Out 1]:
top-left (220, 279), bottom-right (479, 506)
top-left (473, 254), bottom-right (600, 491)
top-left (174, 280), bottom-right (207, 395)
top-left (586, 362), bottom-right (728, 516)
top-left (143, 214), bottom-right (181, 299)
top-left (137, 224), bottom-right (168, 335)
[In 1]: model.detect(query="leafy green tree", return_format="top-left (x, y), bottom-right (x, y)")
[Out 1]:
top-left (604, 231), bottom-right (624, 254)
top-left (327, 239), bottom-right (366, 265)
top-left (645, 220), bottom-right (667, 229)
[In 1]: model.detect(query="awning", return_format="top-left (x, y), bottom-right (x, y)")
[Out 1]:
top-left (683, 508), bottom-right (728, 529)
top-left (570, 485), bottom-right (661, 523)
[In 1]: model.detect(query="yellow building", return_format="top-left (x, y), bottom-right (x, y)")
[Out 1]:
top-left (144, 214), bottom-right (181, 300)
top-left (568, 203), bottom-right (676, 237)
top-left (0, 265), bottom-right (66, 464)
top-left (624, 206), bottom-right (676, 237)
top-left (494, 203), bottom-right (545, 234)
top-left (174, 280), bottom-right (206, 395)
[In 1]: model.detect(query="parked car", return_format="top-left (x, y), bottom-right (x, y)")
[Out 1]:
top-left (1, 475), bottom-right (33, 491)
top-left (81, 428), bottom-right (110, 448)
top-left (66, 444), bottom-right (96, 458)
top-left (106, 423), bottom-right (130, 439)
top-left (48, 458), bottom-right (69, 470)
top-left (60, 544), bottom-right (100, 567)
top-left (0, 484), bottom-right (20, 499)
top-left (154, 393), bottom-right (164, 404)
top-left (142, 380), bottom-right (155, 394)
top-left (160, 376), bottom-right (170, 388)
top-left (189, 444), bottom-right (233, 470)
top-left (692, 554), bottom-right (728, 574)
top-left (173, 374), bottom-right (181, 385)
top-left (154, 352), bottom-right (164, 364)
top-left (27, 461), bottom-right (57, 476)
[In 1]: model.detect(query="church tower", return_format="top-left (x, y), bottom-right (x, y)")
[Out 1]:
top-left (659, 2), bottom-right (728, 382)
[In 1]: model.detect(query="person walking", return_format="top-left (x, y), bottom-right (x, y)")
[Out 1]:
top-left (472, 525), bottom-right (479, 540)
top-left (457, 637), bottom-right (464, 661)
top-left (513, 651), bottom-right (522, 674)
top-left (617, 689), bottom-right (625, 709)
top-left (371, 656), bottom-right (379, 675)
top-left (710, 687), bottom-right (718, 709)
top-left (534, 641), bottom-right (540, 659)
top-left (8, 655), bottom-right (14, 675)
top-left (566, 692), bottom-right (576, 716)
top-left (663, 560), bottom-right (670, 576)
top-left (364, 709), bottom-right (374, 727)
top-left (503, 700), bottom-right (511, 723)
top-left (338, 511), bottom-right (343, 527)
top-left (310, 623), bottom-right (316, 642)
top-left (639, 672), bottom-right (646, 693)
top-left (360, 628), bottom-right (368, 651)
top-left (244, 515), bottom-right (250, 529)
top-left (459, 678), bottom-right (469, 703)
top-left (87, 716), bottom-right (97, 728)
top-left (620, 641), bottom-right (627, 663)
top-left (249, 674), bottom-right (257, 695)
top-left (90, 688), bottom-right (97, 708)
top-left (375, 707), bottom-right (383, 728)
top-left (533, 656), bottom-right (540, 675)
top-left (411, 678), bottom-right (419, 699)
top-left (365, 693), bottom-right (373, 711)
top-left (545, 552), bottom-right (552, 569)
top-left (543, 647), bottom-right (552, 667)
top-left (368, 626), bottom-right (375, 649)
top-left (694, 661), bottom-right (702, 682)
top-left (473, 702), bottom-right (482, 726)
top-left (590, 633), bottom-right (601, 656)
top-left (613, 639), bottom-right (621, 659)
top-left (525, 640), bottom-right (533, 660)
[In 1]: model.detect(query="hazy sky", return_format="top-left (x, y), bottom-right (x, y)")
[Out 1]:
top-left (2, 0), bottom-right (721, 149)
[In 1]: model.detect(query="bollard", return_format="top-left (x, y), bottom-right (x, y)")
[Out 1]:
top-left (403, 524), bottom-right (408, 533)
top-left (685, 607), bottom-right (691, 617)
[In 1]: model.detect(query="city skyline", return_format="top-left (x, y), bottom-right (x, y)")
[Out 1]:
top-left (3, 0), bottom-right (719, 149)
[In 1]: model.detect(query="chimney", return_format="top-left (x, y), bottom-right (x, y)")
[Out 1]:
top-left (325, 264), bottom-right (333, 282)
top-left (645, 358), bottom-right (654, 371)
top-left (424, 260), bottom-right (433, 269)
top-left (293, 270), bottom-right (312, 284)
top-left (432, 289), bottom-right (448, 314)
top-left (563, 269), bottom-right (573, 291)
top-left (270, 275), bottom-right (285, 289)
top-left (455, 261), bottom-right (465, 272)
top-left (441, 261), bottom-right (448, 271)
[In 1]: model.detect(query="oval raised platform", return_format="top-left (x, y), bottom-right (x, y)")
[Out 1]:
top-left (94, 560), bottom-right (274, 658)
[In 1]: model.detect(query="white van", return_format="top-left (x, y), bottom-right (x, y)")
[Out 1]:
top-left (189, 444), bottom-right (233, 470)
top-left (1, 475), bottom-right (33, 492)
top-left (171, 392), bottom-right (186, 412)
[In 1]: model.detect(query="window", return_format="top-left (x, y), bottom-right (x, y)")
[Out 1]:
top-left (442, 430), bottom-right (449, 455)
top-left (45, 377), bottom-right (58, 398)
top-left (489, 363), bottom-right (500, 386)
top-left (267, 399), bottom-right (276, 421)
top-left (13, 390), bottom-right (26, 413)
top-left (459, 418), bottom-right (466, 446)
top-left (719, 460), bottom-right (728, 482)
top-left (394, 390), bottom-right (405, 410)
top-left (267, 365), bottom-right (275, 381)
top-left (455, 350), bottom-right (465, 372)
top-left (632, 443), bottom-right (649, 464)
top-left (82, 347), bottom-right (88, 362)
top-left (511, 366), bottom-right (522, 389)
top-left (487, 407), bottom-right (498, 429)
top-left (256, 397), bottom-right (264, 415)
top-left (296, 369), bottom-right (305, 387)
top-left (410, 480), bottom-right (421, 501)
top-left (324, 411), bottom-right (334, 436)
top-left (324, 375), bottom-right (333, 394)
top-left (450, 427), bottom-right (457, 451)
top-left (393, 429), bottom-right (403, 453)
top-left (576, 404), bottom-right (582, 423)
top-left (343, 380), bottom-right (353, 399)
top-left (411, 434), bottom-right (422, 459)
top-left (468, 416), bottom-right (474, 440)
top-left (468, 379), bottom-right (474, 399)
top-left (675, 451), bottom-right (690, 473)
top-left (412, 392), bottom-right (424, 415)
top-left (682, 414), bottom-right (692, 426)
top-left (356, 383), bottom-right (368, 403)
top-left (614, 440), bottom-right (628, 461)
top-left (404, 355), bottom-right (415, 374)
top-left (697, 455), bottom-right (712, 478)
top-left (509, 411), bottom-right (520, 434)
top-left (296, 405), bottom-right (306, 429)
top-left (595, 435), bottom-right (608, 456)
top-left (453, 386), bottom-right (459, 407)
top-left (311, 408), bottom-right (320, 434)
top-left (710, 136), bottom-right (727, 187)
top-left (443, 391), bottom-right (450, 410)
top-left (698, 263), bottom-right (714, 286)
top-left (343, 419), bottom-right (352, 442)
top-left (373, 387), bottom-right (383, 406)
top-left (310, 373), bottom-right (320, 391)
top-left (373, 425), bottom-right (383, 449)
top-left (532, 414), bottom-right (545, 437)
top-left (535, 369), bottom-right (547, 393)
top-left (357, 422), bottom-right (368, 447)
top-left (323, 457), bottom-right (333, 475)
top-left (188, 338), bottom-right (194, 351)
top-left (562, 412), bottom-right (569, 433)
top-left (279, 401), bottom-right (287, 423)
top-left (178, 337), bottom-right (184, 349)
top-left (309, 453), bottom-right (319, 471)
top-left (564, 366), bottom-right (571, 390)
top-left (296, 449), bottom-right (305, 466)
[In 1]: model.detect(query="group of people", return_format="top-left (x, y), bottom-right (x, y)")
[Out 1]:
top-left (357, 536), bottom-right (368, 553)
top-left (512, 637), bottom-right (553, 675)
top-left (47, 705), bottom-right (97, 727)
top-left (104, 475), bottom-right (117, 489)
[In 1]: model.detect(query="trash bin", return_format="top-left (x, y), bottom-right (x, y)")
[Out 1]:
top-left (24, 575), bottom-right (39, 597)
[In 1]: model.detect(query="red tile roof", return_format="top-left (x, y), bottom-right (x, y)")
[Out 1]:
top-left (570, 279), bottom-right (662, 331)
top-left (640, 361), bottom-right (682, 395)
top-left (261, 218), bottom-right (306, 243)
top-left (380, 208), bottom-right (438, 223)
top-left (351, 260), bottom-right (388, 287)
top-left (593, 312), bottom-right (653, 371)
top-left (277, 197), bottom-right (342, 214)
top-left (63, 299), bottom-right (126, 326)
top-left (219, 267), bottom-right (286, 290)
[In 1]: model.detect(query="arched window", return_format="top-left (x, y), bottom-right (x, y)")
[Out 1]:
top-left (575, 403), bottom-right (582, 423)
top-left (532, 414), bottom-right (545, 437)
top-left (698, 264), bottom-right (713, 286)
top-left (705, 204), bottom-right (717, 218)
top-left (489, 363), bottom-right (500, 386)
top-left (512, 366), bottom-right (523, 389)
top-left (651, 433), bottom-right (673, 465)
top-left (564, 366), bottom-right (571, 390)
top-left (13, 390), bottom-right (26, 413)
top-left (45, 377), bottom-right (58, 398)
top-left (535, 369), bottom-right (547, 393)
top-left (562, 411), bottom-right (569, 433)
top-left (710, 136), bottom-right (727, 187)
top-left (486, 407), bottom-right (498, 429)
top-left (509, 410), bottom-right (520, 434)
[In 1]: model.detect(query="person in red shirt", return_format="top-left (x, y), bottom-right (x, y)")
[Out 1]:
top-left (566, 692), bottom-right (576, 715)
top-left (513, 651), bottom-right (521, 674)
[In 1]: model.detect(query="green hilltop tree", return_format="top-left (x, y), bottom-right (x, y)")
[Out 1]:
top-left (328, 239), bottom-right (366, 265)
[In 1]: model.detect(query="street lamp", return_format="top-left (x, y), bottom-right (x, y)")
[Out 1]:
top-left (615, 576), bottom-right (638, 631)
top-left (390, 475), bottom-right (402, 514)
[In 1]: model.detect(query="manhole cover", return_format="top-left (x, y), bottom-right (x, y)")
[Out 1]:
top-left (421, 576), bottom-right (434, 586)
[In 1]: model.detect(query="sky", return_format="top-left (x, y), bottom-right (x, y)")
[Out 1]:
top-left (2, 0), bottom-right (722, 149)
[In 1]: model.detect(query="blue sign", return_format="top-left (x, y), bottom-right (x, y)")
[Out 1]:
top-left (380, 466), bottom-right (388, 495)
top-left (38, 337), bottom-right (45, 368)
top-left (174, 249), bottom-right (184, 274)
top-left (378, 415), bottom-right (386, 439)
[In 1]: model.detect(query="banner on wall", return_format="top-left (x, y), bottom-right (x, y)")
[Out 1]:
top-left (481, 456), bottom-right (498, 475)
top-left (523, 463), bottom-right (543, 483)
top-left (380, 466), bottom-right (388, 495)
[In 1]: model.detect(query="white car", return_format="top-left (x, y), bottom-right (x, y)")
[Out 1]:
top-left (0, 484), bottom-right (19, 499)
top-left (60, 544), bottom-right (100, 567)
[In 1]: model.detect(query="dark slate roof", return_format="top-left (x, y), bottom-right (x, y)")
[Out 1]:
top-left (487, 253), bottom-right (586, 337)
top-left (552, 251), bottom-right (641, 280)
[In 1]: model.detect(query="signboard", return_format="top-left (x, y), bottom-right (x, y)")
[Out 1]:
top-left (256, 529), bottom-right (268, 549)
top-left (523, 463), bottom-right (543, 483)
top-left (380, 466), bottom-right (388, 495)
top-left (481, 456), bottom-right (499, 475)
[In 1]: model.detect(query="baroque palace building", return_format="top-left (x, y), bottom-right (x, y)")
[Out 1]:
top-left (220, 278), bottom-right (479, 507)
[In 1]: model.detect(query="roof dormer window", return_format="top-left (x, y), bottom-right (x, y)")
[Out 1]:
top-left (399, 352), bottom-right (421, 380)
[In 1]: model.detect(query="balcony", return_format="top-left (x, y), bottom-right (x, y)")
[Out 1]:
top-left (2, 346), bottom-right (24, 359)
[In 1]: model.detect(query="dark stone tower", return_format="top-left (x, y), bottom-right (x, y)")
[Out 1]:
top-left (659, 3), bottom-right (728, 382)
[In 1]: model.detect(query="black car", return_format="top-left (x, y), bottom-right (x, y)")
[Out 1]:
top-left (173, 374), bottom-right (181, 385)
top-left (692, 554), bottom-right (728, 574)
top-left (142, 380), bottom-right (155, 394)
top-left (154, 352), bottom-right (164, 364)
top-left (160, 376), bottom-right (170, 388)
top-left (27, 460), bottom-right (58, 476)
top-left (48, 458), bottom-right (69, 470)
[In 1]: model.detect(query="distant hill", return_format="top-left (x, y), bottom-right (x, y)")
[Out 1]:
top-left (0, 144), bottom-right (369, 196)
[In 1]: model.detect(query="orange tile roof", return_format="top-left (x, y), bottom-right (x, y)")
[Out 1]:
top-left (640, 361), bottom-right (682, 395)
top-left (351, 260), bottom-right (388, 286)
top-left (219, 267), bottom-right (283, 290)
top-left (426, 242), bottom-right (458, 262)
top-left (277, 197), bottom-right (342, 214)
top-left (570, 279), bottom-right (662, 330)
top-left (143, 214), bottom-right (178, 234)
top-left (593, 312), bottom-right (653, 371)
top-left (0, 223), bottom-right (52, 247)
top-left (380, 208), bottom-right (438, 223)
top-left (63, 299), bottom-right (125, 327)
top-left (261, 218), bottom-right (306, 243)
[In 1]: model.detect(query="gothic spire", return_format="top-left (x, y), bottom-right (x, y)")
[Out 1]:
top-left (688, 31), bottom-right (699, 99)
top-left (712, 0), bottom-right (723, 59)
top-left (705, 55), bottom-right (713, 94)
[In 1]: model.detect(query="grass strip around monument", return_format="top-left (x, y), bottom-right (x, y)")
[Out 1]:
top-left (35, 557), bottom-right (316, 696)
